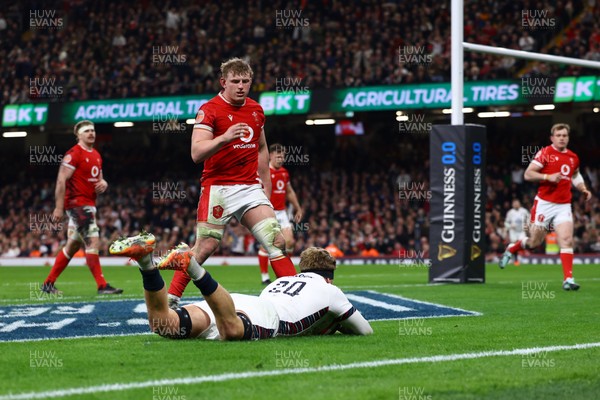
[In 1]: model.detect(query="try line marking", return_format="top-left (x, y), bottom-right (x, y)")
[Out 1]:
top-left (1, 342), bottom-right (599, 399)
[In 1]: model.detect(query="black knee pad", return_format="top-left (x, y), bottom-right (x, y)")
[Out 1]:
top-left (165, 307), bottom-right (193, 339)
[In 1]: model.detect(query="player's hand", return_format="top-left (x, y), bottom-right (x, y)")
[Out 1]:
top-left (546, 173), bottom-right (561, 183)
top-left (52, 208), bottom-right (64, 221)
top-left (222, 123), bottom-right (249, 143)
top-left (582, 189), bottom-right (592, 201)
top-left (293, 208), bottom-right (303, 223)
top-left (95, 179), bottom-right (108, 193)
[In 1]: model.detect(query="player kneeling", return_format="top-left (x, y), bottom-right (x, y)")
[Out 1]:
top-left (110, 233), bottom-right (372, 340)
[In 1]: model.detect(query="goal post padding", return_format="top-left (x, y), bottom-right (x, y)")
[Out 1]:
top-left (429, 124), bottom-right (486, 283)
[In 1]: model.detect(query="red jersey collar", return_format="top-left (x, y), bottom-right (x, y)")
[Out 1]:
top-left (218, 91), bottom-right (246, 107)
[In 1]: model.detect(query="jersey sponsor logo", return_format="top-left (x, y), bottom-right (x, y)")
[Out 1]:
top-left (0, 292), bottom-right (479, 342)
top-left (63, 154), bottom-right (72, 164)
top-left (232, 143), bottom-right (257, 149)
top-left (212, 205), bottom-right (224, 219)
top-left (240, 126), bottom-right (254, 143)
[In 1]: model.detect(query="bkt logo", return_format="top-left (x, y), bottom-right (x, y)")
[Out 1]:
top-left (2, 104), bottom-right (49, 127)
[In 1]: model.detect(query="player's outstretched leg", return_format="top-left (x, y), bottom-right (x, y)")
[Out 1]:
top-left (157, 243), bottom-right (245, 340)
top-left (109, 231), bottom-right (156, 261)
top-left (110, 233), bottom-right (207, 338)
top-left (498, 244), bottom-right (514, 269)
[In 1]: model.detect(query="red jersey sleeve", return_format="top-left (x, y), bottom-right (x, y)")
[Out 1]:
top-left (62, 147), bottom-right (79, 171)
top-left (194, 103), bottom-right (216, 133)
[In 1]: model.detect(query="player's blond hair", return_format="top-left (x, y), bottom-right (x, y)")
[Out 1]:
top-left (73, 120), bottom-right (94, 137)
top-left (220, 57), bottom-right (254, 79)
top-left (299, 247), bottom-right (337, 272)
top-left (551, 123), bottom-right (570, 135)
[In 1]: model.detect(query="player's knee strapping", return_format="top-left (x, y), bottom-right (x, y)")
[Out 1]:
top-left (250, 218), bottom-right (284, 258)
top-left (161, 307), bottom-right (192, 339)
top-left (197, 225), bottom-right (223, 242)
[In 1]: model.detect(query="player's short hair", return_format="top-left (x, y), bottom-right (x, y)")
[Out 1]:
top-left (74, 120), bottom-right (95, 137)
top-left (299, 247), bottom-right (337, 272)
top-left (220, 57), bottom-right (254, 79)
top-left (550, 123), bottom-right (570, 135)
top-left (269, 143), bottom-right (285, 154)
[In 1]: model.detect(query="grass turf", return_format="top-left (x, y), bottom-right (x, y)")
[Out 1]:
top-left (0, 263), bottom-right (598, 399)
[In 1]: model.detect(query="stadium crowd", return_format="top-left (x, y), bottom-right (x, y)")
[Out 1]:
top-left (1, 157), bottom-right (599, 260)
top-left (1, 0), bottom-right (597, 104)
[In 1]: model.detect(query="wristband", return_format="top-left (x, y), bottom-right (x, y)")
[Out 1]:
top-left (543, 174), bottom-right (548, 181)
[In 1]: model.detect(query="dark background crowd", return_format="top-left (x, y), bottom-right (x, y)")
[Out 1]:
top-left (1, 126), bottom-right (599, 259)
top-left (1, 0), bottom-right (600, 104)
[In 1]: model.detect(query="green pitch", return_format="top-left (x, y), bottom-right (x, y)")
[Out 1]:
top-left (0, 263), bottom-right (598, 400)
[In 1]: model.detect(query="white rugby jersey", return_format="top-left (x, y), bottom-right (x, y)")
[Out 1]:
top-left (505, 207), bottom-right (529, 233)
top-left (259, 272), bottom-right (362, 336)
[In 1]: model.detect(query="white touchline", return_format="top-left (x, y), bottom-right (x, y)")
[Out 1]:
top-left (1, 342), bottom-right (599, 400)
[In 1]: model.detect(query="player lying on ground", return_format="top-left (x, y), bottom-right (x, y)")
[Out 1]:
top-left (499, 123), bottom-right (592, 291)
top-left (110, 233), bottom-right (372, 340)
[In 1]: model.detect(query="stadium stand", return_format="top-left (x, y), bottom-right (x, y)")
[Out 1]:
top-left (1, 0), bottom-right (596, 104)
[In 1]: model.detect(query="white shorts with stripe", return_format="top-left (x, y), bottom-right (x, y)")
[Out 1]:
top-left (274, 209), bottom-right (292, 229)
top-left (197, 184), bottom-right (272, 225)
top-left (530, 196), bottom-right (572, 230)
top-left (189, 293), bottom-right (280, 340)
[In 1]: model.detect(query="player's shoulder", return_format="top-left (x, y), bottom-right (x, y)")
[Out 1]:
top-left (64, 143), bottom-right (81, 159)
top-left (244, 97), bottom-right (265, 115)
top-left (564, 148), bottom-right (578, 159)
top-left (244, 96), bottom-right (261, 108)
top-left (201, 95), bottom-right (221, 111)
top-left (272, 166), bottom-right (289, 175)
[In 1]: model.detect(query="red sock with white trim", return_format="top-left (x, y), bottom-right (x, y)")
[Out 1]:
top-left (270, 255), bottom-right (296, 277)
top-left (44, 248), bottom-right (71, 284)
top-left (508, 237), bottom-right (528, 254)
top-left (86, 253), bottom-right (107, 289)
top-left (560, 248), bottom-right (574, 280)
top-left (258, 249), bottom-right (270, 281)
top-left (168, 270), bottom-right (191, 298)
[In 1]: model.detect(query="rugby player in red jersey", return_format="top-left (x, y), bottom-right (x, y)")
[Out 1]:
top-left (115, 58), bottom-right (296, 308)
top-left (41, 120), bottom-right (123, 295)
top-left (499, 123), bottom-right (592, 290)
top-left (257, 144), bottom-right (303, 284)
